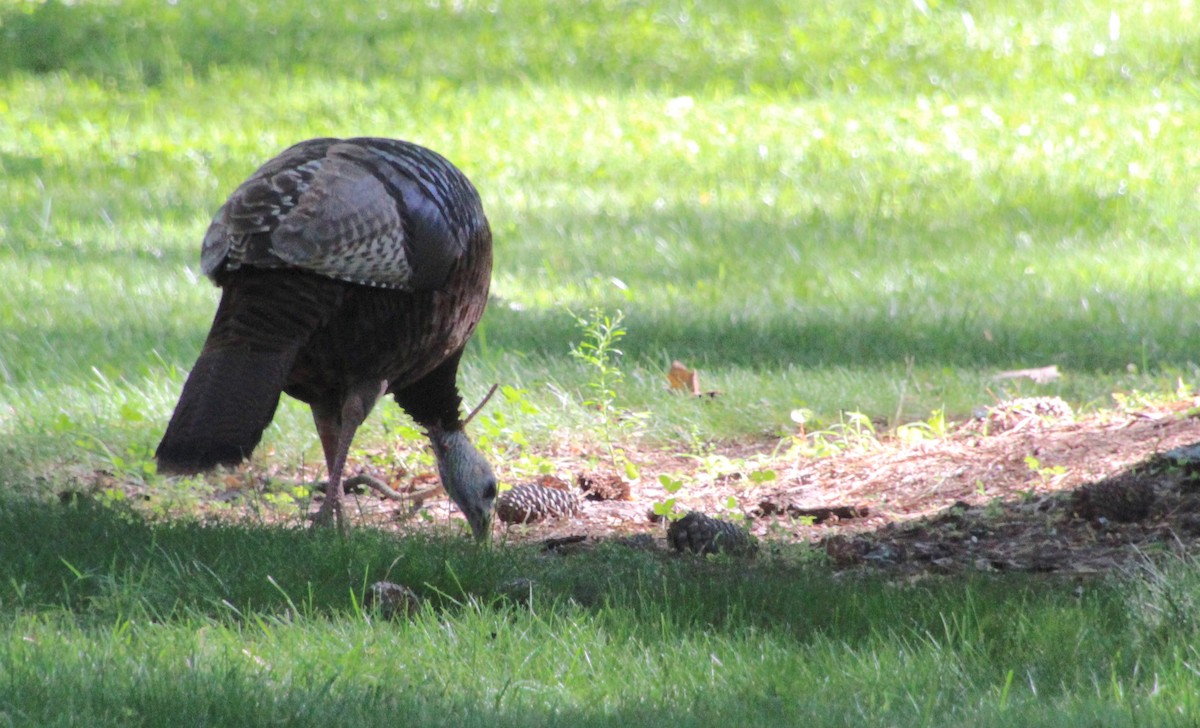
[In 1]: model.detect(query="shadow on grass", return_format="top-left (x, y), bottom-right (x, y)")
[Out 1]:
top-left (0, 491), bottom-right (1083, 646)
top-left (483, 303), bottom-right (1184, 372)
top-left (485, 174), bottom-right (1182, 370)
top-left (0, 458), bottom-right (1158, 726)
top-left (3, 675), bottom-right (799, 728)
top-left (0, 626), bottom-right (866, 728)
top-left (0, 488), bottom-right (1175, 726)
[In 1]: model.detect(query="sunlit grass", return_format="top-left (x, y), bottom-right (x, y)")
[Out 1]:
top-left (1, 1), bottom-right (1198, 475)
top-left (4, 80), bottom-right (1198, 463)
top-left (2, 5), bottom-right (1199, 471)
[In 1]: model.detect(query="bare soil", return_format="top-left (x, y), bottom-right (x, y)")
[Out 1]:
top-left (334, 397), bottom-right (1200, 576)
top-left (80, 397), bottom-right (1200, 577)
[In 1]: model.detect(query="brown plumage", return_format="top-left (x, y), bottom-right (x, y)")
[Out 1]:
top-left (156, 137), bottom-right (497, 537)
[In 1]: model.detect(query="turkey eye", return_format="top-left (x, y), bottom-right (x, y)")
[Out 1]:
top-left (483, 482), bottom-right (497, 500)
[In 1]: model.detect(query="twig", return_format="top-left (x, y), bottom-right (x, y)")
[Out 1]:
top-left (344, 474), bottom-right (407, 501)
top-left (341, 475), bottom-right (448, 521)
top-left (463, 383), bottom-right (500, 426)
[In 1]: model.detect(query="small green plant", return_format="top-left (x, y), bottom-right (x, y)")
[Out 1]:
top-left (569, 308), bottom-right (625, 413)
top-left (260, 483), bottom-right (312, 518)
top-left (470, 386), bottom-right (558, 481)
top-left (788, 411), bottom-right (881, 459)
top-left (748, 468), bottom-right (777, 485)
top-left (362, 410), bottom-right (434, 473)
top-left (146, 475), bottom-right (229, 520)
top-left (651, 473), bottom-right (686, 521)
top-left (689, 453), bottom-right (740, 483)
top-left (982, 497), bottom-right (1006, 520)
top-left (716, 495), bottom-right (745, 522)
top-left (838, 411), bottom-right (879, 448)
top-left (1024, 454), bottom-right (1067, 488)
top-left (790, 435), bottom-right (843, 459)
top-left (569, 307), bottom-right (645, 478)
top-left (475, 386), bottom-right (540, 454)
top-left (896, 408), bottom-right (948, 444)
top-left (75, 434), bottom-right (157, 481)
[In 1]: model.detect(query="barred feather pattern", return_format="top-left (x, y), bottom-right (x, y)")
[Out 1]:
top-left (201, 137), bottom-right (489, 292)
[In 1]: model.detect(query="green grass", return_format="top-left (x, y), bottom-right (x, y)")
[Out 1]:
top-left (2, 0), bottom-right (1200, 469)
top-left (4, 498), bottom-right (1200, 727)
top-left (2, 1), bottom-right (1200, 723)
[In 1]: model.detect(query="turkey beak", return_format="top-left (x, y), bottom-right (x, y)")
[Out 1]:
top-left (469, 510), bottom-right (494, 545)
top-left (427, 428), bottom-right (495, 543)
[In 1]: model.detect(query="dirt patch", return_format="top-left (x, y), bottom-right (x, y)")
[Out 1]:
top-left (74, 398), bottom-right (1200, 576)
top-left (479, 397), bottom-right (1200, 575)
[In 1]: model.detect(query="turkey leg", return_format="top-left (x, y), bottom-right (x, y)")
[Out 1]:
top-left (311, 379), bottom-right (388, 530)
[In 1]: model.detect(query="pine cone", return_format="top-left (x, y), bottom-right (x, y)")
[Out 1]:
top-left (1073, 473), bottom-right (1156, 523)
top-left (365, 581), bottom-right (422, 619)
top-left (667, 511), bottom-right (755, 556)
top-left (983, 396), bottom-right (1075, 433)
top-left (576, 472), bottom-right (632, 501)
top-left (496, 577), bottom-right (537, 606)
top-left (496, 483), bottom-right (581, 524)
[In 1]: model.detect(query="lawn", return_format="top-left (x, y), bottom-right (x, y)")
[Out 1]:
top-left (2, 0), bottom-right (1200, 725)
top-left (5, 497), bottom-right (1200, 727)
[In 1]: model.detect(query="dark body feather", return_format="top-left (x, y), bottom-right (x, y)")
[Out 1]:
top-left (156, 137), bottom-right (496, 534)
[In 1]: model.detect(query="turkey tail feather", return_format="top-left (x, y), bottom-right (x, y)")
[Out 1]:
top-left (156, 269), bottom-right (341, 475)
top-left (155, 347), bottom-right (295, 474)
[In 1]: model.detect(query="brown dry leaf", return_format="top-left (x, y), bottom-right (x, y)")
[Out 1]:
top-left (667, 360), bottom-right (701, 395)
top-left (535, 474), bottom-right (572, 491)
top-left (667, 360), bottom-right (721, 397)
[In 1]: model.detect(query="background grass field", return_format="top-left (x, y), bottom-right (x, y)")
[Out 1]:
top-left (3, 0), bottom-right (1200, 469)
top-left (2, 0), bottom-right (1200, 725)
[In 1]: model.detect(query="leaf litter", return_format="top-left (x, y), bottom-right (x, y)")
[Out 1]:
top-left (431, 396), bottom-right (1200, 576)
top-left (74, 397), bottom-right (1200, 578)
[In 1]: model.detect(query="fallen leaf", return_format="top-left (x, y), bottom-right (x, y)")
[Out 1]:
top-left (667, 360), bottom-right (701, 395)
top-left (667, 360), bottom-right (721, 397)
top-left (535, 474), bottom-right (572, 491)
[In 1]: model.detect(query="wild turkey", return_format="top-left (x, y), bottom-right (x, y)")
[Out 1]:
top-left (155, 137), bottom-right (497, 538)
